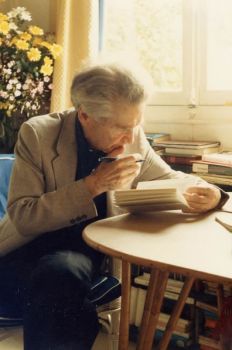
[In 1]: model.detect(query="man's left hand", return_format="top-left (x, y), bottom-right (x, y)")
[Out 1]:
top-left (183, 186), bottom-right (221, 213)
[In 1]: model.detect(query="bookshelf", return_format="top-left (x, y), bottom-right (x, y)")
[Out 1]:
top-left (129, 270), bottom-right (232, 349)
top-left (129, 271), bottom-right (196, 348)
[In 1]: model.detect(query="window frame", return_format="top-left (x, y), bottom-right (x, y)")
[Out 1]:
top-left (198, 0), bottom-right (232, 106)
top-left (101, 0), bottom-right (232, 108)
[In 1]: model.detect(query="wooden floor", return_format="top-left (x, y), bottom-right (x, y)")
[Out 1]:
top-left (0, 327), bottom-right (138, 350)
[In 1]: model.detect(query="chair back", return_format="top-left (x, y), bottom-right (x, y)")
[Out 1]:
top-left (0, 154), bottom-right (15, 220)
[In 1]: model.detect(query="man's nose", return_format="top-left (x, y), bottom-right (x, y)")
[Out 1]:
top-left (122, 129), bottom-right (134, 144)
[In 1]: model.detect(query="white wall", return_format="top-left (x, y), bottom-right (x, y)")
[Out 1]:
top-left (144, 105), bottom-right (232, 150)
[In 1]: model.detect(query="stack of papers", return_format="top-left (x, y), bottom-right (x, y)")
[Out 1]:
top-left (114, 180), bottom-right (188, 213)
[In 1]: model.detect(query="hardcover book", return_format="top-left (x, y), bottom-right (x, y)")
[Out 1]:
top-left (162, 154), bottom-right (201, 165)
top-left (202, 151), bottom-right (232, 166)
top-left (192, 161), bottom-right (232, 176)
top-left (192, 173), bottom-right (232, 186)
top-left (156, 140), bottom-right (220, 149)
top-left (164, 146), bottom-right (220, 156)
top-left (145, 132), bottom-right (170, 145)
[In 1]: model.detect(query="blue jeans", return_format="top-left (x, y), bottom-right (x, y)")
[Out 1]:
top-left (0, 226), bottom-right (104, 350)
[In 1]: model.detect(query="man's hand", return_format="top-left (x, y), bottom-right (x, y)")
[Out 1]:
top-left (84, 154), bottom-right (141, 197)
top-left (183, 186), bottom-right (221, 213)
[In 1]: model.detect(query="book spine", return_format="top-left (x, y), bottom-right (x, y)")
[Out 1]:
top-left (193, 173), bottom-right (232, 186)
top-left (192, 163), bottom-right (232, 176)
top-left (202, 154), bottom-right (232, 166)
top-left (165, 146), bottom-right (220, 156)
top-left (130, 286), bottom-right (138, 325)
top-left (134, 288), bottom-right (147, 327)
top-left (155, 329), bottom-right (193, 347)
top-left (165, 147), bottom-right (203, 155)
top-left (163, 155), bottom-right (200, 165)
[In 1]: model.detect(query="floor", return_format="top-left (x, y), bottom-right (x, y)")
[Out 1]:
top-left (0, 327), bottom-right (137, 349)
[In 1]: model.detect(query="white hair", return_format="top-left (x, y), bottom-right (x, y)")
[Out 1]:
top-left (70, 61), bottom-right (153, 120)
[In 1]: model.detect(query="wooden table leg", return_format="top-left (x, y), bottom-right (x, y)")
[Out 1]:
top-left (137, 268), bottom-right (159, 350)
top-left (139, 270), bottom-right (169, 350)
top-left (119, 260), bottom-right (131, 350)
top-left (158, 276), bottom-right (195, 350)
top-left (216, 284), bottom-right (225, 350)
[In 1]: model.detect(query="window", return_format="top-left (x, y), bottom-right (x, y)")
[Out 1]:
top-left (101, 0), bottom-right (232, 107)
top-left (199, 0), bottom-right (232, 105)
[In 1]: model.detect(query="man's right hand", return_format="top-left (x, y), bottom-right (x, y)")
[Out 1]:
top-left (84, 154), bottom-right (142, 197)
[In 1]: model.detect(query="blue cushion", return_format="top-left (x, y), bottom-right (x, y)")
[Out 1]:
top-left (0, 154), bottom-right (15, 220)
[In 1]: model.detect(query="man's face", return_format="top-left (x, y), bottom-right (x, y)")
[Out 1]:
top-left (78, 102), bottom-right (144, 154)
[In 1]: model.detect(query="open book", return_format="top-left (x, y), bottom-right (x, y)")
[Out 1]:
top-left (114, 179), bottom-right (189, 213)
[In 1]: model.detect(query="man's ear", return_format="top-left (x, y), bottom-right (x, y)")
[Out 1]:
top-left (78, 107), bottom-right (90, 125)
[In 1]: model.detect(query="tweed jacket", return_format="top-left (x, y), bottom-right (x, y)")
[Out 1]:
top-left (0, 109), bottom-right (218, 256)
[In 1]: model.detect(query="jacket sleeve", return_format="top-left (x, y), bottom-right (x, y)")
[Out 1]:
top-left (7, 122), bottom-right (98, 237)
top-left (132, 127), bottom-right (229, 207)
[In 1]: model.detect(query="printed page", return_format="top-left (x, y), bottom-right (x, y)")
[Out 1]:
top-left (137, 178), bottom-right (196, 193)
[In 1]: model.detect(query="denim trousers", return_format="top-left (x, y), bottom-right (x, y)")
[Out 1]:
top-left (0, 226), bottom-right (104, 350)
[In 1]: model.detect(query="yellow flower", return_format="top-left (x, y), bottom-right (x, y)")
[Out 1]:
top-left (27, 48), bottom-right (41, 61)
top-left (32, 37), bottom-right (42, 46)
top-left (29, 25), bottom-right (44, 36)
top-left (0, 20), bottom-right (9, 34)
top-left (49, 44), bottom-right (62, 59)
top-left (44, 56), bottom-right (53, 65)
top-left (10, 37), bottom-right (17, 46)
top-left (0, 13), bottom-right (8, 21)
top-left (20, 32), bottom-right (32, 41)
top-left (40, 64), bottom-right (53, 76)
top-left (15, 39), bottom-right (29, 50)
top-left (40, 41), bottom-right (51, 49)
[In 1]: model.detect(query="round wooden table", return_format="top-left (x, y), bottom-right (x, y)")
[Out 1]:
top-left (83, 208), bottom-right (232, 350)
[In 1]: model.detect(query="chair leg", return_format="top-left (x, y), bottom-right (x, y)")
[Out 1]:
top-left (98, 308), bottom-right (120, 350)
top-left (107, 310), bottom-right (120, 350)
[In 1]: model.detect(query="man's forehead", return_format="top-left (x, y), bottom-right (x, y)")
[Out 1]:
top-left (109, 103), bottom-right (144, 126)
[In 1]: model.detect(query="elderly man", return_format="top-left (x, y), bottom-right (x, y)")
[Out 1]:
top-left (0, 62), bottom-right (229, 349)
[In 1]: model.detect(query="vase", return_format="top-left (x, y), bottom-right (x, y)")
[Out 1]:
top-left (0, 111), bottom-right (28, 153)
top-left (0, 103), bottom-right (50, 154)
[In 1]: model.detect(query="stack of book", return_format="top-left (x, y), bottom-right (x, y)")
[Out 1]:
top-left (191, 151), bottom-right (232, 186)
top-left (145, 132), bottom-right (171, 155)
top-left (196, 282), bottom-right (220, 350)
top-left (145, 132), bottom-right (171, 145)
top-left (160, 140), bottom-right (221, 174)
top-left (157, 140), bottom-right (221, 156)
top-left (196, 281), bottom-right (232, 350)
top-left (129, 272), bottom-right (195, 348)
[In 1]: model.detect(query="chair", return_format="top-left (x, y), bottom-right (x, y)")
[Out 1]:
top-left (0, 154), bottom-right (121, 350)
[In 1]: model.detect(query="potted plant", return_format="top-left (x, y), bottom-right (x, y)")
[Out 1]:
top-left (0, 6), bottom-right (62, 153)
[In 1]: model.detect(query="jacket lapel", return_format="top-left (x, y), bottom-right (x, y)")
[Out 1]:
top-left (52, 110), bottom-right (77, 188)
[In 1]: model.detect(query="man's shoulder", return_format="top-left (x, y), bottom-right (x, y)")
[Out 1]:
top-left (25, 109), bottom-right (75, 130)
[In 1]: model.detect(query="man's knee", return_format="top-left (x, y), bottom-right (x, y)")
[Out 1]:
top-left (28, 251), bottom-right (94, 300)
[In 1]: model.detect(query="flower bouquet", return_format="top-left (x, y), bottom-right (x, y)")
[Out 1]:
top-left (0, 6), bottom-right (62, 152)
